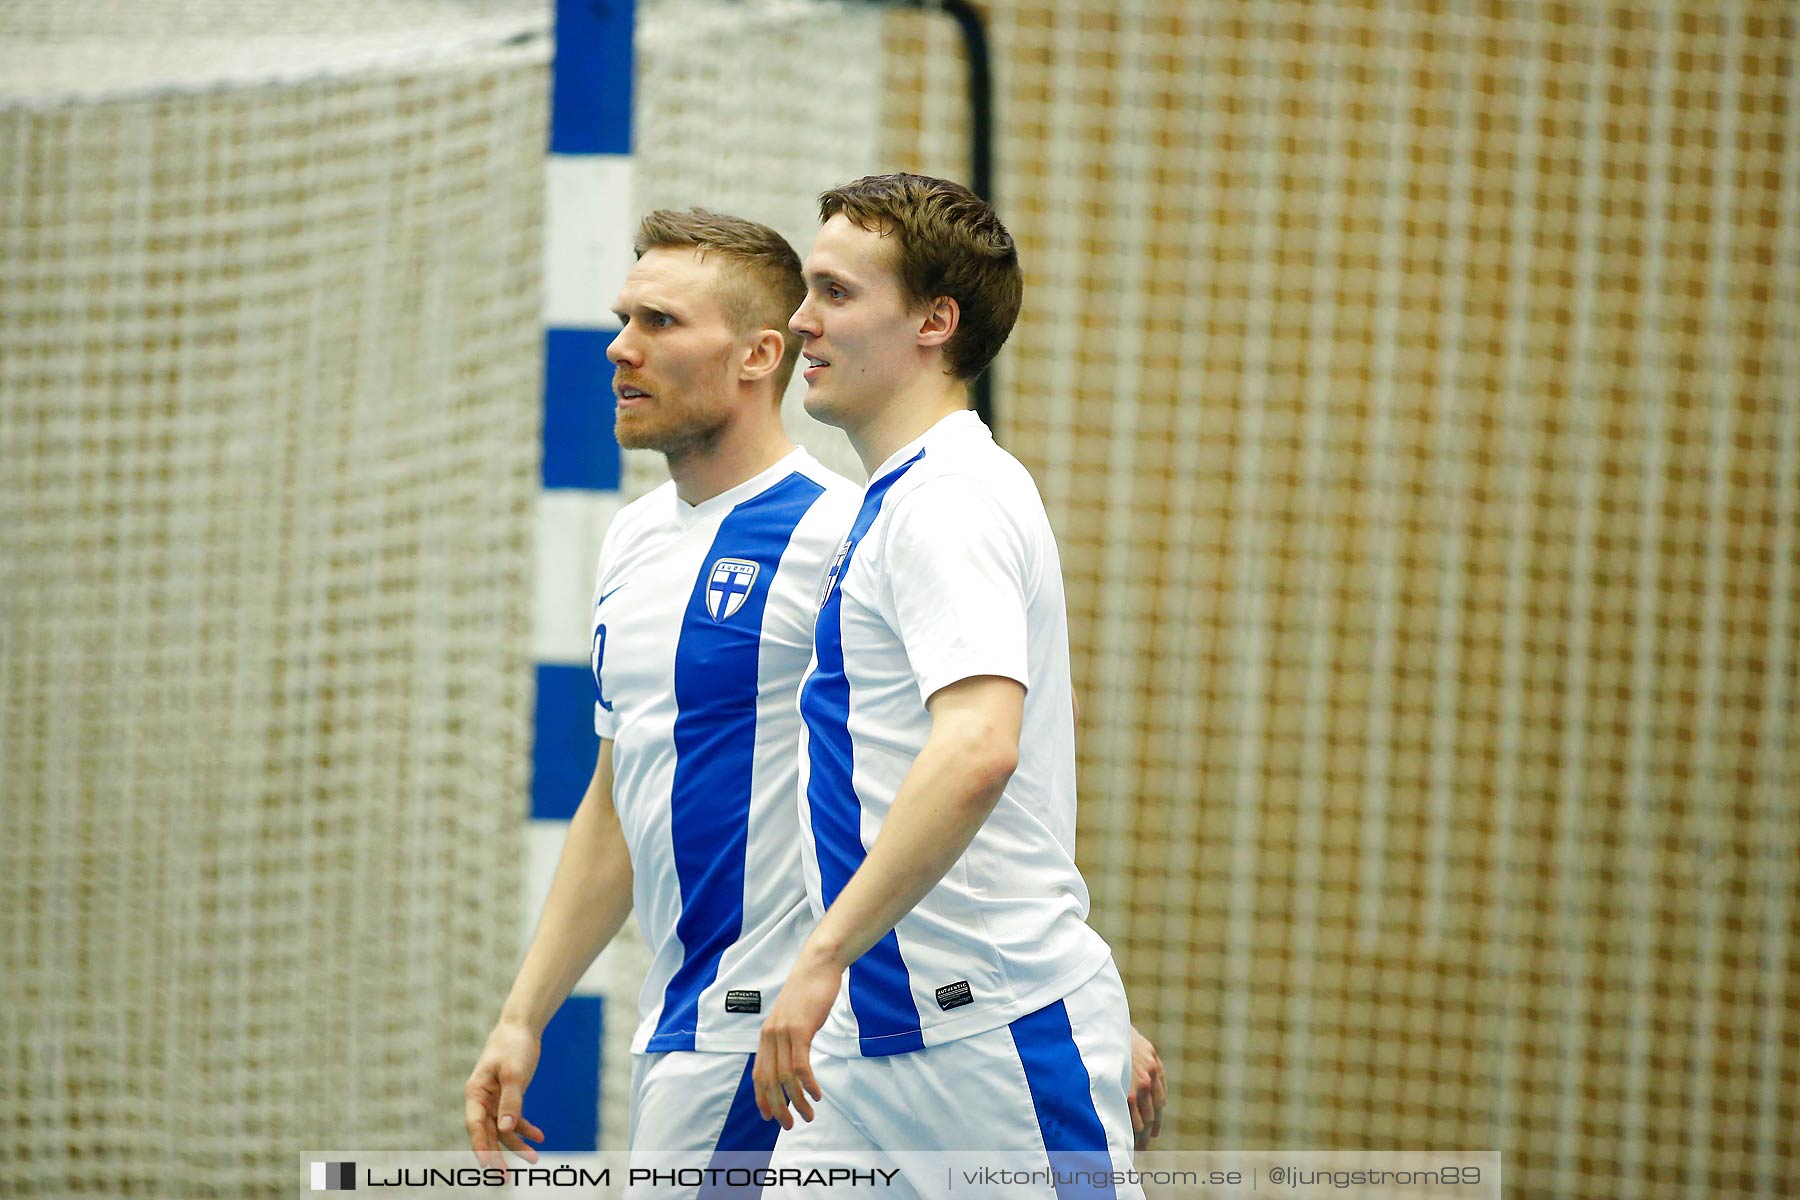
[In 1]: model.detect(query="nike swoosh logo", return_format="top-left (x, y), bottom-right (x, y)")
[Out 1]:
top-left (597, 582), bottom-right (628, 607)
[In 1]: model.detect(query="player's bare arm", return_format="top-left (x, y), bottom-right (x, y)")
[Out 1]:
top-left (464, 742), bottom-right (632, 1164)
top-left (754, 674), bottom-right (1024, 1127)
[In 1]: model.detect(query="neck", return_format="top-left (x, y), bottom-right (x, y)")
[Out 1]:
top-left (848, 369), bottom-right (969, 478)
top-left (667, 400), bottom-right (795, 507)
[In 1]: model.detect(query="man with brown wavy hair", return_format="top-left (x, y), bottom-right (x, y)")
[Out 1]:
top-left (758, 174), bottom-right (1153, 1194)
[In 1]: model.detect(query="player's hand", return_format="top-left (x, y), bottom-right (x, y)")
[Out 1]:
top-left (464, 1019), bottom-right (547, 1167)
top-left (1127, 1025), bottom-right (1166, 1149)
top-left (753, 949), bottom-right (839, 1129)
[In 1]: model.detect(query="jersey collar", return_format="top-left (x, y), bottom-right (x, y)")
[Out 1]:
top-left (867, 409), bottom-right (987, 485)
top-left (671, 446), bottom-right (811, 528)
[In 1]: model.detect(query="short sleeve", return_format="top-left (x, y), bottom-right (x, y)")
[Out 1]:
top-left (592, 660), bottom-right (617, 738)
top-left (762, 492), bottom-right (855, 655)
top-left (881, 475), bottom-right (1032, 704)
top-left (590, 532), bottom-right (619, 741)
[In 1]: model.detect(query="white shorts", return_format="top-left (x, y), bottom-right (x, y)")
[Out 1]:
top-left (769, 959), bottom-right (1144, 1199)
top-left (628, 1050), bottom-right (784, 1198)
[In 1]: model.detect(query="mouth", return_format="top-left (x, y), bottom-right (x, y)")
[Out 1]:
top-left (802, 354), bottom-right (830, 384)
top-left (615, 383), bottom-right (652, 407)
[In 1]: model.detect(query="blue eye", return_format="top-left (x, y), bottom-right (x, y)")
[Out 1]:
top-left (826, 286), bottom-right (846, 301)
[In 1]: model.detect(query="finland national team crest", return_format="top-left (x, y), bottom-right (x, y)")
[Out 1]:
top-left (817, 536), bottom-right (851, 611)
top-left (706, 558), bottom-right (759, 622)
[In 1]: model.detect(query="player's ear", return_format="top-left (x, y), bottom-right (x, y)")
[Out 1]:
top-left (739, 327), bottom-right (786, 383)
top-left (916, 295), bottom-right (959, 350)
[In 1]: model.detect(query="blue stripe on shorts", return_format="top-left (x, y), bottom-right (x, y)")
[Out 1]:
top-left (1010, 999), bottom-right (1117, 1199)
top-left (699, 1055), bottom-right (779, 1198)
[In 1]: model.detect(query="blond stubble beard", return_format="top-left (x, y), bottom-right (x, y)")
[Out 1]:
top-left (613, 344), bottom-right (737, 461)
top-left (614, 401), bottom-right (731, 462)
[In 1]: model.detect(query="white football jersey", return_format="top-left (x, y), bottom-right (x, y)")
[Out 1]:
top-left (591, 448), bottom-right (859, 1053)
top-left (796, 410), bottom-right (1113, 1058)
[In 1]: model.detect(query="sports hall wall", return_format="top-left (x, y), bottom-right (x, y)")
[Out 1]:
top-left (885, 4), bottom-right (1797, 1198)
top-left (2, 3), bottom-right (1796, 1199)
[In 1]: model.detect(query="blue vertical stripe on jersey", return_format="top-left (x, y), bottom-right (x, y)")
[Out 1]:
top-left (699, 1056), bottom-right (781, 1197)
top-left (1009, 999), bottom-right (1117, 1198)
top-left (799, 449), bottom-right (927, 1057)
top-left (648, 471), bottom-right (828, 1050)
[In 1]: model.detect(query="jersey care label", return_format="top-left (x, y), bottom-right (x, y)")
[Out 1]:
top-left (934, 981), bottom-right (974, 1011)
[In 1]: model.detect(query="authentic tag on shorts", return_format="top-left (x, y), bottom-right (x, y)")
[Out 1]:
top-left (725, 990), bottom-right (762, 1014)
top-left (935, 981), bottom-right (974, 1011)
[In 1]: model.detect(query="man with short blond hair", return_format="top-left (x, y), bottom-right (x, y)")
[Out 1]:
top-left (465, 208), bottom-right (860, 1185)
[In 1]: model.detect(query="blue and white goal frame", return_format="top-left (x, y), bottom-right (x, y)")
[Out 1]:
top-left (526, 0), bottom-right (635, 1153)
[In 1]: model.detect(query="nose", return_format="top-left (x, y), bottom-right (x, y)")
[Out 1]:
top-left (789, 296), bottom-right (819, 339)
top-left (607, 324), bottom-right (641, 367)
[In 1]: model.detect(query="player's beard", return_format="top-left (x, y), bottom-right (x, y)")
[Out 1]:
top-left (613, 373), bottom-right (732, 461)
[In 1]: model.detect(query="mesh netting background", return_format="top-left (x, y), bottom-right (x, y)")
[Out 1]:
top-left (0, 3), bottom-right (549, 1195)
top-left (881, 3), bottom-right (1799, 1198)
top-left (4, 1), bottom-right (1798, 1198)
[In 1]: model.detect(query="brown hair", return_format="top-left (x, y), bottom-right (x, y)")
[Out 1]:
top-left (634, 208), bottom-right (807, 395)
top-left (817, 173), bottom-right (1022, 381)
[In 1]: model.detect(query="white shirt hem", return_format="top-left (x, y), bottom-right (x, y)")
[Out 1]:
top-left (809, 941), bottom-right (1115, 1059)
